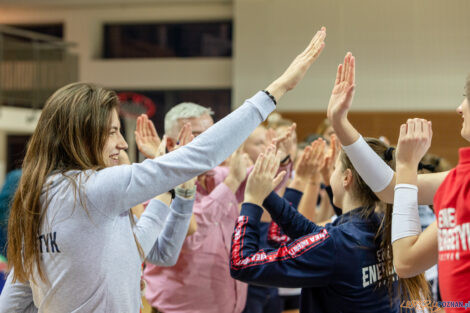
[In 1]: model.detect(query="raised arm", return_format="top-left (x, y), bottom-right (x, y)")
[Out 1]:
top-left (296, 138), bottom-right (326, 221)
top-left (84, 28), bottom-right (327, 216)
top-left (327, 52), bottom-right (447, 205)
top-left (231, 145), bottom-right (334, 287)
top-left (144, 195), bottom-right (194, 266)
top-left (391, 119), bottom-right (438, 278)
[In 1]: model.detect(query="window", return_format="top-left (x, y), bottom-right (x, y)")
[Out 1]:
top-left (6, 23), bottom-right (64, 39)
top-left (104, 21), bottom-right (232, 58)
top-left (7, 134), bottom-right (31, 172)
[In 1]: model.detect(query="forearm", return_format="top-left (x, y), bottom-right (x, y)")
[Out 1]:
top-left (146, 196), bottom-right (194, 266)
top-left (297, 180), bottom-right (320, 221)
top-left (331, 117), bottom-right (360, 146)
top-left (341, 135), bottom-right (395, 202)
top-left (391, 175), bottom-right (429, 277)
top-left (265, 80), bottom-right (287, 105)
top-left (134, 199), bottom-right (170, 256)
top-left (263, 191), bottom-right (319, 239)
top-left (393, 222), bottom-right (438, 278)
top-left (283, 187), bottom-right (303, 209)
top-left (85, 92), bottom-right (275, 215)
top-left (231, 203), bottom-right (335, 288)
top-left (224, 175), bottom-right (242, 195)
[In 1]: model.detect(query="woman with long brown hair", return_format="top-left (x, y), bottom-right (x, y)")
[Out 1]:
top-left (0, 28), bottom-right (327, 312)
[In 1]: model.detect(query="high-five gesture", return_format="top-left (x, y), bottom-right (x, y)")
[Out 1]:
top-left (265, 27), bottom-right (326, 102)
top-left (135, 114), bottom-right (162, 159)
top-left (266, 123), bottom-right (297, 162)
top-left (396, 118), bottom-right (433, 185)
top-left (320, 134), bottom-right (340, 185)
top-left (224, 146), bottom-right (251, 194)
top-left (171, 123), bottom-right (195, 152)
top-left (326, 53), bottom-right (360, 146)
top-left (244, 146), bottom-right (286, 207)
top-left (327, 52), bottom-right (355, 124)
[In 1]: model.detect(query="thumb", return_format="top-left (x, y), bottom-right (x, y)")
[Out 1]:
top-left (272, 171), bottom-right (287, 188)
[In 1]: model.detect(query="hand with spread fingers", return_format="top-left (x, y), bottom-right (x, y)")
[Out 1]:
top-left (225, 145), bottom-right (251, 194)
top-left (135, 114), bottom-right (162, 159)
top-left (327, 52), bottom-right (356, 124)
top-left (170, 123), bottom-right (195, 152)
top-left (265, 27), bottom-right (326, 103)
top-left (244, 145), bottom-right (287, 207)
top-left (309, 138), bottom-right (327, 179)
top-left (290, 138), bottom-right (326, 191)
top-left (396, 118), bottom-right (433, 184)
top-left (269, 123), bottom-right (297, 162)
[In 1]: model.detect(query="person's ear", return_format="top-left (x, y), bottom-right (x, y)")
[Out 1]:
top-left (342, 168), bottom-right (353, 189)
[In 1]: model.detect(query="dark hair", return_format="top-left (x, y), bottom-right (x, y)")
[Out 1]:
top-left (339, 138), bottom-right (429, 304)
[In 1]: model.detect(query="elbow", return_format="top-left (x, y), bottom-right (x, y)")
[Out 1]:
top-left (230, 267), bottom-right (246, 282)
top-left (158, 253), bottom-right (179, 267)
top-left (393, 260), bottom-right (420, 278)
top-left (146, 250), bottom-right (179, 267)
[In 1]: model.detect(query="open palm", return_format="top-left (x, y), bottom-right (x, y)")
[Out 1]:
top-left (135, 114), bottom-right (161, 159)
top-left (327, 52), bottom-right (356, 123)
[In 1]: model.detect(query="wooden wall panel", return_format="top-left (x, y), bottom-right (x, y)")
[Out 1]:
top-left (280, 111), bottom-right (468, 166)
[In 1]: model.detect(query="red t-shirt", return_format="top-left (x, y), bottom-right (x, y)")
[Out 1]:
top-left (434, 148), bottom-right (470, 312)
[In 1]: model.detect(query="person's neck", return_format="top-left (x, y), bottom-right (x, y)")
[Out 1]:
top-left (339, 192), bottom-right (363, 214)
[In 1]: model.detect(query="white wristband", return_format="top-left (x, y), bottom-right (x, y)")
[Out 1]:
top-left (342, 136), bottom-right (394, 192)
top-left (391, 184), bottom-right (421, 243)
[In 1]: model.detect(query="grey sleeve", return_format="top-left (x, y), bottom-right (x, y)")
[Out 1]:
top-left (84, 92), bottom-right (275, 216)
top-left (133, 198), bottom-right (171, 257)
top-left (145, 196), bottom-right (193, 266)
top-left (0, 269), bottom-right (38, 313)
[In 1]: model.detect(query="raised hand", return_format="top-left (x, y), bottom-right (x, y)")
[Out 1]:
top-left (224, 146), bottom-right (251, 194)
top-left (290, 138), bottom-right (326, 191)
top-left (170, 123), bottom-right (194, 152)
top-left (135, 114), bottom-right (161, 159)
top-left (172, 124), bottom-right (197, 194)
top-left (294, 145), bottom-right (315, 182)
top-left (265, 27), bottom-right (326, 102)
top-left (244, 145), bottom-right (287, 206)
top-left (270, 123), bottom-right (297, 161)
top-left (327, 52), bottom-right (355, 124)
top-left (309, 138), bottom-right (327, 178)
top-left (396, 119), bottom-right (433, 170)
top-left (320, 134), bottom-right (340, 185)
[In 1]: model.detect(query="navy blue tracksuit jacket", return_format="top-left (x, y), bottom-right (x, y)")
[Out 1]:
top-left (230, 190), bottom-right (400, 313)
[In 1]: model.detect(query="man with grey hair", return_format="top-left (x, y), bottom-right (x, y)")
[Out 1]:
top-left (164, 102), bottom-right (215, 148)
top-left (144, 101), bottom-right (251, 313)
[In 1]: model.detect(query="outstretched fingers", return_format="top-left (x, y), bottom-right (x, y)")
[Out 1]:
top-left (348, 56), bottom-right (355, 85)
top-left (272, 171), bottom-right (287, 188)
top-left (334, 64), bottom-right (342, 86)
